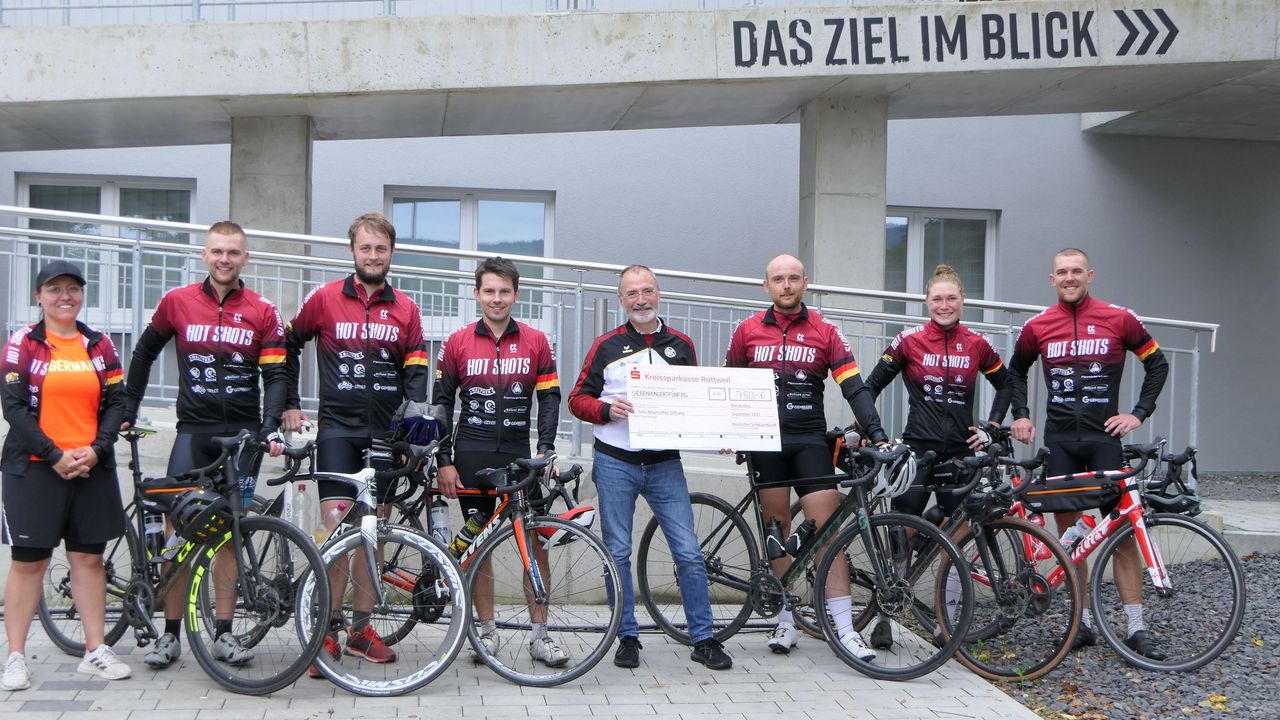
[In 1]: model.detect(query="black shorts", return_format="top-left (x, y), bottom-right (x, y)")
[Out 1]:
top-left (168, 431), bottom-right (264, 508)
top-left (2, 461), bottom-right (125, 550)
top-left (748, 443), bottom-right (836, 499)
top-left (451, 450), bottom-right (538, 523)
top-left (316, 436), bottom-right (395, 504)
top-left (892, 448), bottom-right (967, 518)
top-left (1044, 439), bottom-right (1125, 515)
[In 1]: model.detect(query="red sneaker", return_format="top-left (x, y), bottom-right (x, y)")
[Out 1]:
top-left (345, 624), bottom-right (397, 663)
top-left (307, 636), bottom-right (341, 679)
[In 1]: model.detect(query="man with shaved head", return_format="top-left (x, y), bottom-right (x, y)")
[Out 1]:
top-left (724, 254), bottom-right (889, 660)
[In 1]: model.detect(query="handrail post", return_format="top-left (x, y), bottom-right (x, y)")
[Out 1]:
top-left (570, 269), bottom-right (585, 457)
top-left (191, 0), bottom-right (201, 22)
top-left (1189, 335), bottom-right (1200, 447)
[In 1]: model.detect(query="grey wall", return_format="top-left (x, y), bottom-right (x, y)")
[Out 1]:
top-left (2, 115), bottom-right (1276, 469)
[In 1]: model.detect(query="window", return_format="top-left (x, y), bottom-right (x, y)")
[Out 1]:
top-left (19, 175), bottom-right (195, 329)
top-left (884, 208), bottom-right (996, 323)
top-left (387, 189), bottom-right (554, 337)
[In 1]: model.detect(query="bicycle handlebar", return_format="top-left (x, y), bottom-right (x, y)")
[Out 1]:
top-left (472, 455), bottom-right (554, 496)
top-left (372, 441), bottom-right (439, 481)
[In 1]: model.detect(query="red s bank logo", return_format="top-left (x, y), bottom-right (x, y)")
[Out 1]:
top-left (630, 368), bottom-right (641, 380)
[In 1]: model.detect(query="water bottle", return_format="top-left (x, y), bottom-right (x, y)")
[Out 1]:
top-left (430, 498), bottom-right (451, 548)
top-left (144, 511), bottom-right (165, 560)
top-left (1058, 515), bottom-right (1096, 550)
top-left (286, 482), bottom-right (321, 543)
top-left (448, 509), bottom-right (490, 557)
top-left (1027, 513), bottom-right (1052, 560)
top-left (784, 518), bottom-right (816, 557)
top-left (764, 518), bottom-right (786, 560)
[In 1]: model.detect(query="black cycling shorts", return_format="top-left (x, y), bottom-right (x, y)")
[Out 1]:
top-left (1044, 439), bottom-right (1125, 515)
top-left (451, 450), bottom-right (547, 524)
top-left (168, 431), bottom-right (264, 508)
top-left (2, 462), bottom-right (125, 550)
top-left (748, 443), bottom-right (836, 499)
top-left (891, 448), bottom-right (968, 518)
top-left (316, 435), bottom-right (395, 504)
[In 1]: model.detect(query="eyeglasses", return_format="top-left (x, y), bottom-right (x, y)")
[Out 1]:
top-left (622, 287), bottom-right (658, 301)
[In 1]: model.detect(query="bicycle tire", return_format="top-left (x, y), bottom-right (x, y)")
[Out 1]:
top-left (306, 524), bottom-right (469, 696)
top-left (185, 515), bottom-right (330, 695)
top-left (1089, 512), bottom-right (1245, 672)
top-left (941, 516), bottom-right (1083, 682)
top-left (465, 516), bottom-right (621, 687)
top-left (637, 492), bottom-right (758, 645)
top-left (815, 512), bottom-right (974, 681)
top-left (38, 525), bottom-right (138, 656)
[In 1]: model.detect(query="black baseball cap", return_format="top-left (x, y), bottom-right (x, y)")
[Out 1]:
top-left (35, 260), bottom-right (87, 289)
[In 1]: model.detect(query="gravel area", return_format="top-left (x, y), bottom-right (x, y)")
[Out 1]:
top-left (1197, 472), bottom-right (1280, 503)
top-left (999, 550), bottom-right (1280, 719)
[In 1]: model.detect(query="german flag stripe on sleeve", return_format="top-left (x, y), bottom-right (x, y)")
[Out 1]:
top-left (982, 359), bottom-right (1004, 375)
top-left (106, 368), bottom-right (124, 385)
top-left (258, 348), bottom-right (286, 365)
top-left (833, 359), bottom-right (860, 384)
top-left (404, 350), bottom-right (429, 367)
top-left (535, 372), bottom-right (560, 391)
top-left (1135, 338), bottom-right (1160, 361)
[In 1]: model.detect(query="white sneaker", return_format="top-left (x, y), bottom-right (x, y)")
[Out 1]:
top-left (471, 629), bottom-right (500, 663)
top-left (2, 652), bottom-right (30, 691)
top-left (529, 636), bottom-right (571, 667)
top-left (767, 622), bottom-right (799, 654)
top-left (144, 633), bottom-right (181, 669)
top-left (78, 645), bottom-right (132, 681)
top-left (838, 631), bottom-right (877, 661)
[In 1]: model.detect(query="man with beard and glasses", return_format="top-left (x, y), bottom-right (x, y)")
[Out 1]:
top-left (281, 212), bottom-right (431, 675)
top-left (122, 221), bottom-right (287, 670)
top-left (568, 265), bottom-right (732, 672)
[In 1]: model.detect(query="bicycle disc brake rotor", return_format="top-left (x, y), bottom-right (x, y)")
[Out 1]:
top-left (748, 569), bottom-right (786, 617)
top-left (410, 563), bottom-right (447, 623)
top-left (875, 576), bottom-right (914, 617)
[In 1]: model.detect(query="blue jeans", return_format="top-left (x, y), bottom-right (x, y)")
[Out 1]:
top-left (591, 452), bottom-right (714, 643)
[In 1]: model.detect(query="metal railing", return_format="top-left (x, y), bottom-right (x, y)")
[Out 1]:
top-left (0, 205), bottom-right (1216, 458)
top-left (0, 0), bottom-right (977, 27)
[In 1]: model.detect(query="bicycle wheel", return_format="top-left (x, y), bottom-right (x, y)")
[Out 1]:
top-left (1089, 512), bottom-right (1245, 672)
top-left (306, 525), bottom-right (469, 696)
top-left (816, 512), bottom-right (974, 681)
top-left (466, 516), bottom-right (621, 686)
top-left (185, 515), bottom-right (330, 695)
top-left (941, 516), bottom-right (1082, 682)
top-left (788, 500), bottom-right (836, 641)
top-left (39, 527), bottom-right (138, 656)
top-left (637, 492), bottom-right (757, 645)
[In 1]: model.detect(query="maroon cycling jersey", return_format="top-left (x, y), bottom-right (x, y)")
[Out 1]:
top-left (124, 278), bottom-right (287, 435)
top-left (865, 321), bottom-right (1010, 452)
top-left (432, 320), bottom-right (560, 467)
top-left (1006, 293), bottom-right (1168, 443)
top-left (3, 320), bottom-right (126, 474)
top-left (724, 305), bottom-right (886, 444)
top-left (285, 275), bottom-right (429, 438)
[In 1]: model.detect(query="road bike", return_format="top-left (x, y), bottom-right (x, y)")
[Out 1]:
top-left (39, 428), bottom-right (331, 695)
top-left (637, 434), bottom-right (976, 681)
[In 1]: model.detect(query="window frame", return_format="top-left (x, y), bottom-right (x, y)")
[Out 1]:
top-left (886, 206), bottom-right (999, 321)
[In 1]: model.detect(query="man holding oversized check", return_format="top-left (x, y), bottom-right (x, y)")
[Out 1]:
top-left (568, 265), bottom-right (733, 672)
top-left (724, 253), bottom-right (890, 660)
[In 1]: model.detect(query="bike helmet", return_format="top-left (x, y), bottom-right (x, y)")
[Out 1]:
top-left (871, 445), bottom-right (918, 501)
top-left (171, 488), bottom-right (233, 543)
top-left (391, 404), bottom-right (448, 446)
top-left (536, 506), bottom-right (597, 549)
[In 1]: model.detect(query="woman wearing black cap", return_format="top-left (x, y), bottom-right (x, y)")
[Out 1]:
top-left (1, 260), bottom-right (132, 689)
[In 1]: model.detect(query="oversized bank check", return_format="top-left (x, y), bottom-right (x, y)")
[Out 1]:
top-left (626, 365), bottom-right (780, 452)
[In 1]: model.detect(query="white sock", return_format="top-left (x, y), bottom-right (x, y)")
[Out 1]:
top-left (1124, 604), bottom-right (1144, 637)
top-left (1081, 608), bottom-right (1093, 629)
top-left (826, 595), bottom-right (854, 636)
top-left (481, 619), bottom-right (497, 635)
top-left (777, 608), bottom-right (794, 626)
top-left (945, 567), bottom-right (963, 623)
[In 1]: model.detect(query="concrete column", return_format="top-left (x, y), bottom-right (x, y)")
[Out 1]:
top-left (230, 116), bottom-right (313, 241)
top-left (798, 96), bottom-right (888, 302)
top-left (230, 115), bottom-right (314, 319)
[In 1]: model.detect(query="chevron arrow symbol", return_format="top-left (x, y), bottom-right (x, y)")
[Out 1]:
top-left (1115, 8), bottom-right (1179, 56)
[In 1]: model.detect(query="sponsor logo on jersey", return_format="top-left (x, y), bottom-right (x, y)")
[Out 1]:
top-left (466, 416), bottom-right (483, 425)
top-left (339, 363), bottom-right (349, 375)
top-left (933, 385), bottom-right (943, 395)
top-left (465, 357), bottom-right (532, 376)
top-left (3, 372), bottom-right (17, 384)
top-left (664, 346), bottom-right (676, 358)
top-left (184, 324), bottom-right (255, 346)
top-left (954, 375), bottom-right (964, 384)
top-left (204, 368), bottom-right (216, 381)
top-left (502, 418), bottom-right (528, 428)
top-left (1089, 362), bottom-right (1103, 374)
top-left (468, 387), bottom-right (496, 396)
top-left (337, 380), bottom-right (354, 391)
top-left (233, 313), bottom-right (243, 324)
top-left (1063, 379), bottom-right (1074, 391)
top-left (924, 384), bottom-right (932, 393)
top-left (923, 374), bottom-right (944, 383)
top-left (512, 381), bottom-right (524, 395)
top-left (192, 385), bottom-right (207, 394)
top-left (372, 383), bottom-right (398, 392)
top-left (231, 352), bottom-right (245, 364)
top-left (484, 400), bottom-right (496, 413)
top-left (469, 400), bottom-right (479, 411)
top-left (1050, 367), bottom-right (1074, 377)
top-left (353, 364), bottom-right (366, 378)
top-left (188, 353), bottom-right (215, 364)
top-left (785, 403), bottom-right (813, 411)
top-left (922, 353), bottom-right (971, 369)
top-left (752, 345), bottom-right (818, 364)
top-left (338, 351), bottom-right (364, 360)
top-left (1045, 338), bottom-right (1111, 359)
top-left (334, 322), bottom-right (401, 343)
top-left (189, 367), bottom-right (200, 379)
top-left (795, 369), bottom-right (807, 381)
top-left (1082, 384), bottom-right (1110, 393)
